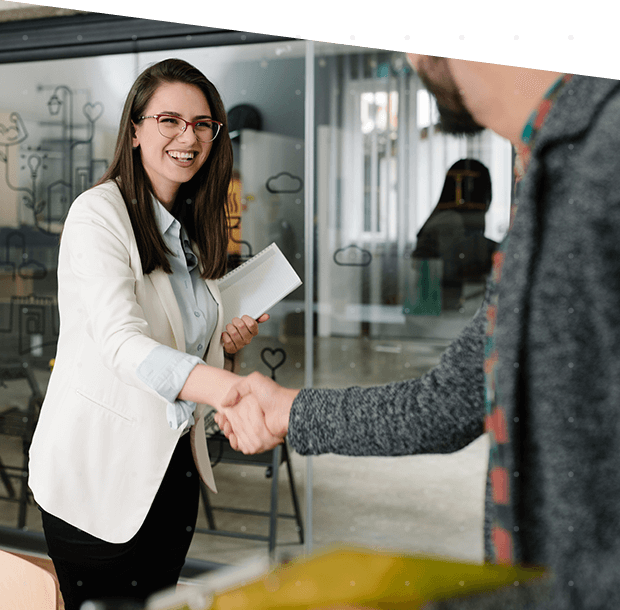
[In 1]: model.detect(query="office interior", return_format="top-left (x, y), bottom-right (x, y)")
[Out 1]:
top-left (0, 3), bottom-right (512, 604)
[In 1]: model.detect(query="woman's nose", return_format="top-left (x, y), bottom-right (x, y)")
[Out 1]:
top-left (176, 123), bottom-right (198, 144)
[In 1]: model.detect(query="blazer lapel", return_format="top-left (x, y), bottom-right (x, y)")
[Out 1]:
top-left (149, 268), bottom-right (186, 351)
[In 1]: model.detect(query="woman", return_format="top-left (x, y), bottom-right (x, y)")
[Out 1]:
top-left (28, 58), bottom-right (266, 609)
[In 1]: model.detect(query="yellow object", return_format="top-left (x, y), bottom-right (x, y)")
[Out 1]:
top-left (227, 174), bottom-right (243, 255)
top-left (48, 359), bottom-right (55, 371)
top-left (208, 546), bottom-right (547, 610)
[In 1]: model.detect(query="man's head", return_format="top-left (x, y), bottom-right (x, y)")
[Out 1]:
top-left (407, 54), bottom-right (484, 136)
top-left (406, 54), bottom-right (565, 146)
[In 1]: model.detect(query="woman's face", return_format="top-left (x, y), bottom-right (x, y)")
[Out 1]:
top-left (132, 81), bottom-right (214, 208)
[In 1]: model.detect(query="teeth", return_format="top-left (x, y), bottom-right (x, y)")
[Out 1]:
top-left (168, 151), bottom-right (196, 160)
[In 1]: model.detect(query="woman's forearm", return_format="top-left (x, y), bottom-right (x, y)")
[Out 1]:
top-left (178, 363), bottom-right (239, 408)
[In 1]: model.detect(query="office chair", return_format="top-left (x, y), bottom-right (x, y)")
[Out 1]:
top-left (195, 347), bottom-right (304, 555)
top-left (0, 361), bottom-right (44, 529)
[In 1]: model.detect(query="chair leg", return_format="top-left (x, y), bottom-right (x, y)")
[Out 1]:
top-left (17, 439), bottom-right (30, 529)
top-left (0, 454), bottom-right (16, 498)
top-left (200, 482), bottom-right (217, 530)
top-left (283, 442), bottom-right (305, 544)
top-left (268, 445), bottom-right (281, 556)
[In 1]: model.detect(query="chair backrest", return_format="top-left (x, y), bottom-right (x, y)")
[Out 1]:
top-left (0, 361), bottom-right (43, 440)
top-left (0, 550), bottom-right (58, 610)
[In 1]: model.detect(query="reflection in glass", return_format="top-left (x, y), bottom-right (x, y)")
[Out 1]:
top-left (314, 48), bottom-right (512, 342)
top-left (411, 159), bottom-right (497, 311)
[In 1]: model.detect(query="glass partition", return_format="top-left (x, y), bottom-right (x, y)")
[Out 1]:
top-left (308, 43), bottom-right (511, 559)
top-left (0, 41), bottom-right (309, 567)
top-left (313, 45), bottom-right (512, 346)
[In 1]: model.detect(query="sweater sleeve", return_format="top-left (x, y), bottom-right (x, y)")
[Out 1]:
top-left (287, 295), bottom-right (488, 457)
top-left (423, 576), bottom-right (554, 610)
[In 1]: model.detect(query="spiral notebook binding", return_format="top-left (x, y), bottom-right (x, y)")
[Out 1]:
top-left (219, 242), bottom-right (277, 283)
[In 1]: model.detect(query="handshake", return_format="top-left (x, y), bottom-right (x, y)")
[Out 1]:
top-left (214, 372), bottom-right (301, 454)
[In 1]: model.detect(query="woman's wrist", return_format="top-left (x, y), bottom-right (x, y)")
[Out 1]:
top-left (178, 363), bottom-right (238, 409)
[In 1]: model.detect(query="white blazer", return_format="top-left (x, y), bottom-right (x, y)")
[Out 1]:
top-left (29, 181), bottom-right (224, 544)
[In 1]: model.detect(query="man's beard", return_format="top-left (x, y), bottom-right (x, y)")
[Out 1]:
top-left (416, 58), bottom-right (485, 136)
top-left (434, 99), bottom-right (485, 136)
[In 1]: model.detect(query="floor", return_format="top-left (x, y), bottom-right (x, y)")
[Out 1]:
top-left (0, 332), bottom-right (489, 606)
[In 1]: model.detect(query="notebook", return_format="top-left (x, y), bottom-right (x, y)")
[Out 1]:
top-left (217, 243), bottom-right (302, 320)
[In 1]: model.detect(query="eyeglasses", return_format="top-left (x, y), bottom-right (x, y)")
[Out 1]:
top-left (139, 114), bottom-right (223, 143)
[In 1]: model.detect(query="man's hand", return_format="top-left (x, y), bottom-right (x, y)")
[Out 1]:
top-left (215, 394), bottom-right (283, 454)
top-left (214, 371), bottom-right (300, 454)
top-left (221, 314), bottom-right (269, 354)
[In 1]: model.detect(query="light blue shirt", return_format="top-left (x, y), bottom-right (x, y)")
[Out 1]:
top-left (136, 199), bottom-right (218, 430)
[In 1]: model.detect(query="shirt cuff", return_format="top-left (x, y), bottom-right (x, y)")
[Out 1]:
top-left (136, 344), bottom-right (204, 430)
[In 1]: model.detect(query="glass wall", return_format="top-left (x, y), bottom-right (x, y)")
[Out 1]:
top-left (0, 32), bottom-right (512, 566)
top-left (0, 40), bottom-right (310, 566)
top-left (308, 43), bottom-right (511, 556)
top-left (313, 44), bottom-right (512, 347)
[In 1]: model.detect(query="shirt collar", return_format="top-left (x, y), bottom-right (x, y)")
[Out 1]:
top-left (152, 196), bottom-right (179, 238)
top-left (521, 74), bottom-right (573, 147)
top-left (151, 196), bottom-right (198, 271)
top-left (515, 74), bottom-right (574, 178)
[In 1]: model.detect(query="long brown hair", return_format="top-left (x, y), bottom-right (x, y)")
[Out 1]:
top-left (98, 58), bottom-right (233, 279)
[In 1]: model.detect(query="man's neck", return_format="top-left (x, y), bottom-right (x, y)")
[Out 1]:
top-left (450, 60), bottom-right (564, 146)
top-left (500, 69), bottom-right (565, 146)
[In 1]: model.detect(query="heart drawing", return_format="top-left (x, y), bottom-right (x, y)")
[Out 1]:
top-left (83, 102), bottom-right (104, 123)
top-left (260, 347), bottom-right (287, 378)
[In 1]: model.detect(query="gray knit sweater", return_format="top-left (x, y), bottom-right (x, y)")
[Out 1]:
top-left (288, 74), bottom-right (620, 609)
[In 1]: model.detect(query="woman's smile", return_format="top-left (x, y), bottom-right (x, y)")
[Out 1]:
top-left (166, 149), bottom-right (199, 165)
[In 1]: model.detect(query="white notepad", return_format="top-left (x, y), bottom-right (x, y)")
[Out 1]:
top-left (217, 243), bottom-right (302, 320)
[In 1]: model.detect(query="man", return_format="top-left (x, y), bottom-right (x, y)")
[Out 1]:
top-left (216, 57), bottom-right (620, 609)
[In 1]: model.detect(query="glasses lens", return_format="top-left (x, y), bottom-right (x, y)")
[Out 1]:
top-left (155, 116), bottom-right (220, 142)
top-left (194, 120), bottom-right (220, 143)
top-left (157, 116), bottom-right (183, 139)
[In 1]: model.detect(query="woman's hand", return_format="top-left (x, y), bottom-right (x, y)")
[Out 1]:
top-left (214, 371), bottom-right (299, 454)
top-left (221, 313), bottom-right (269, 354)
